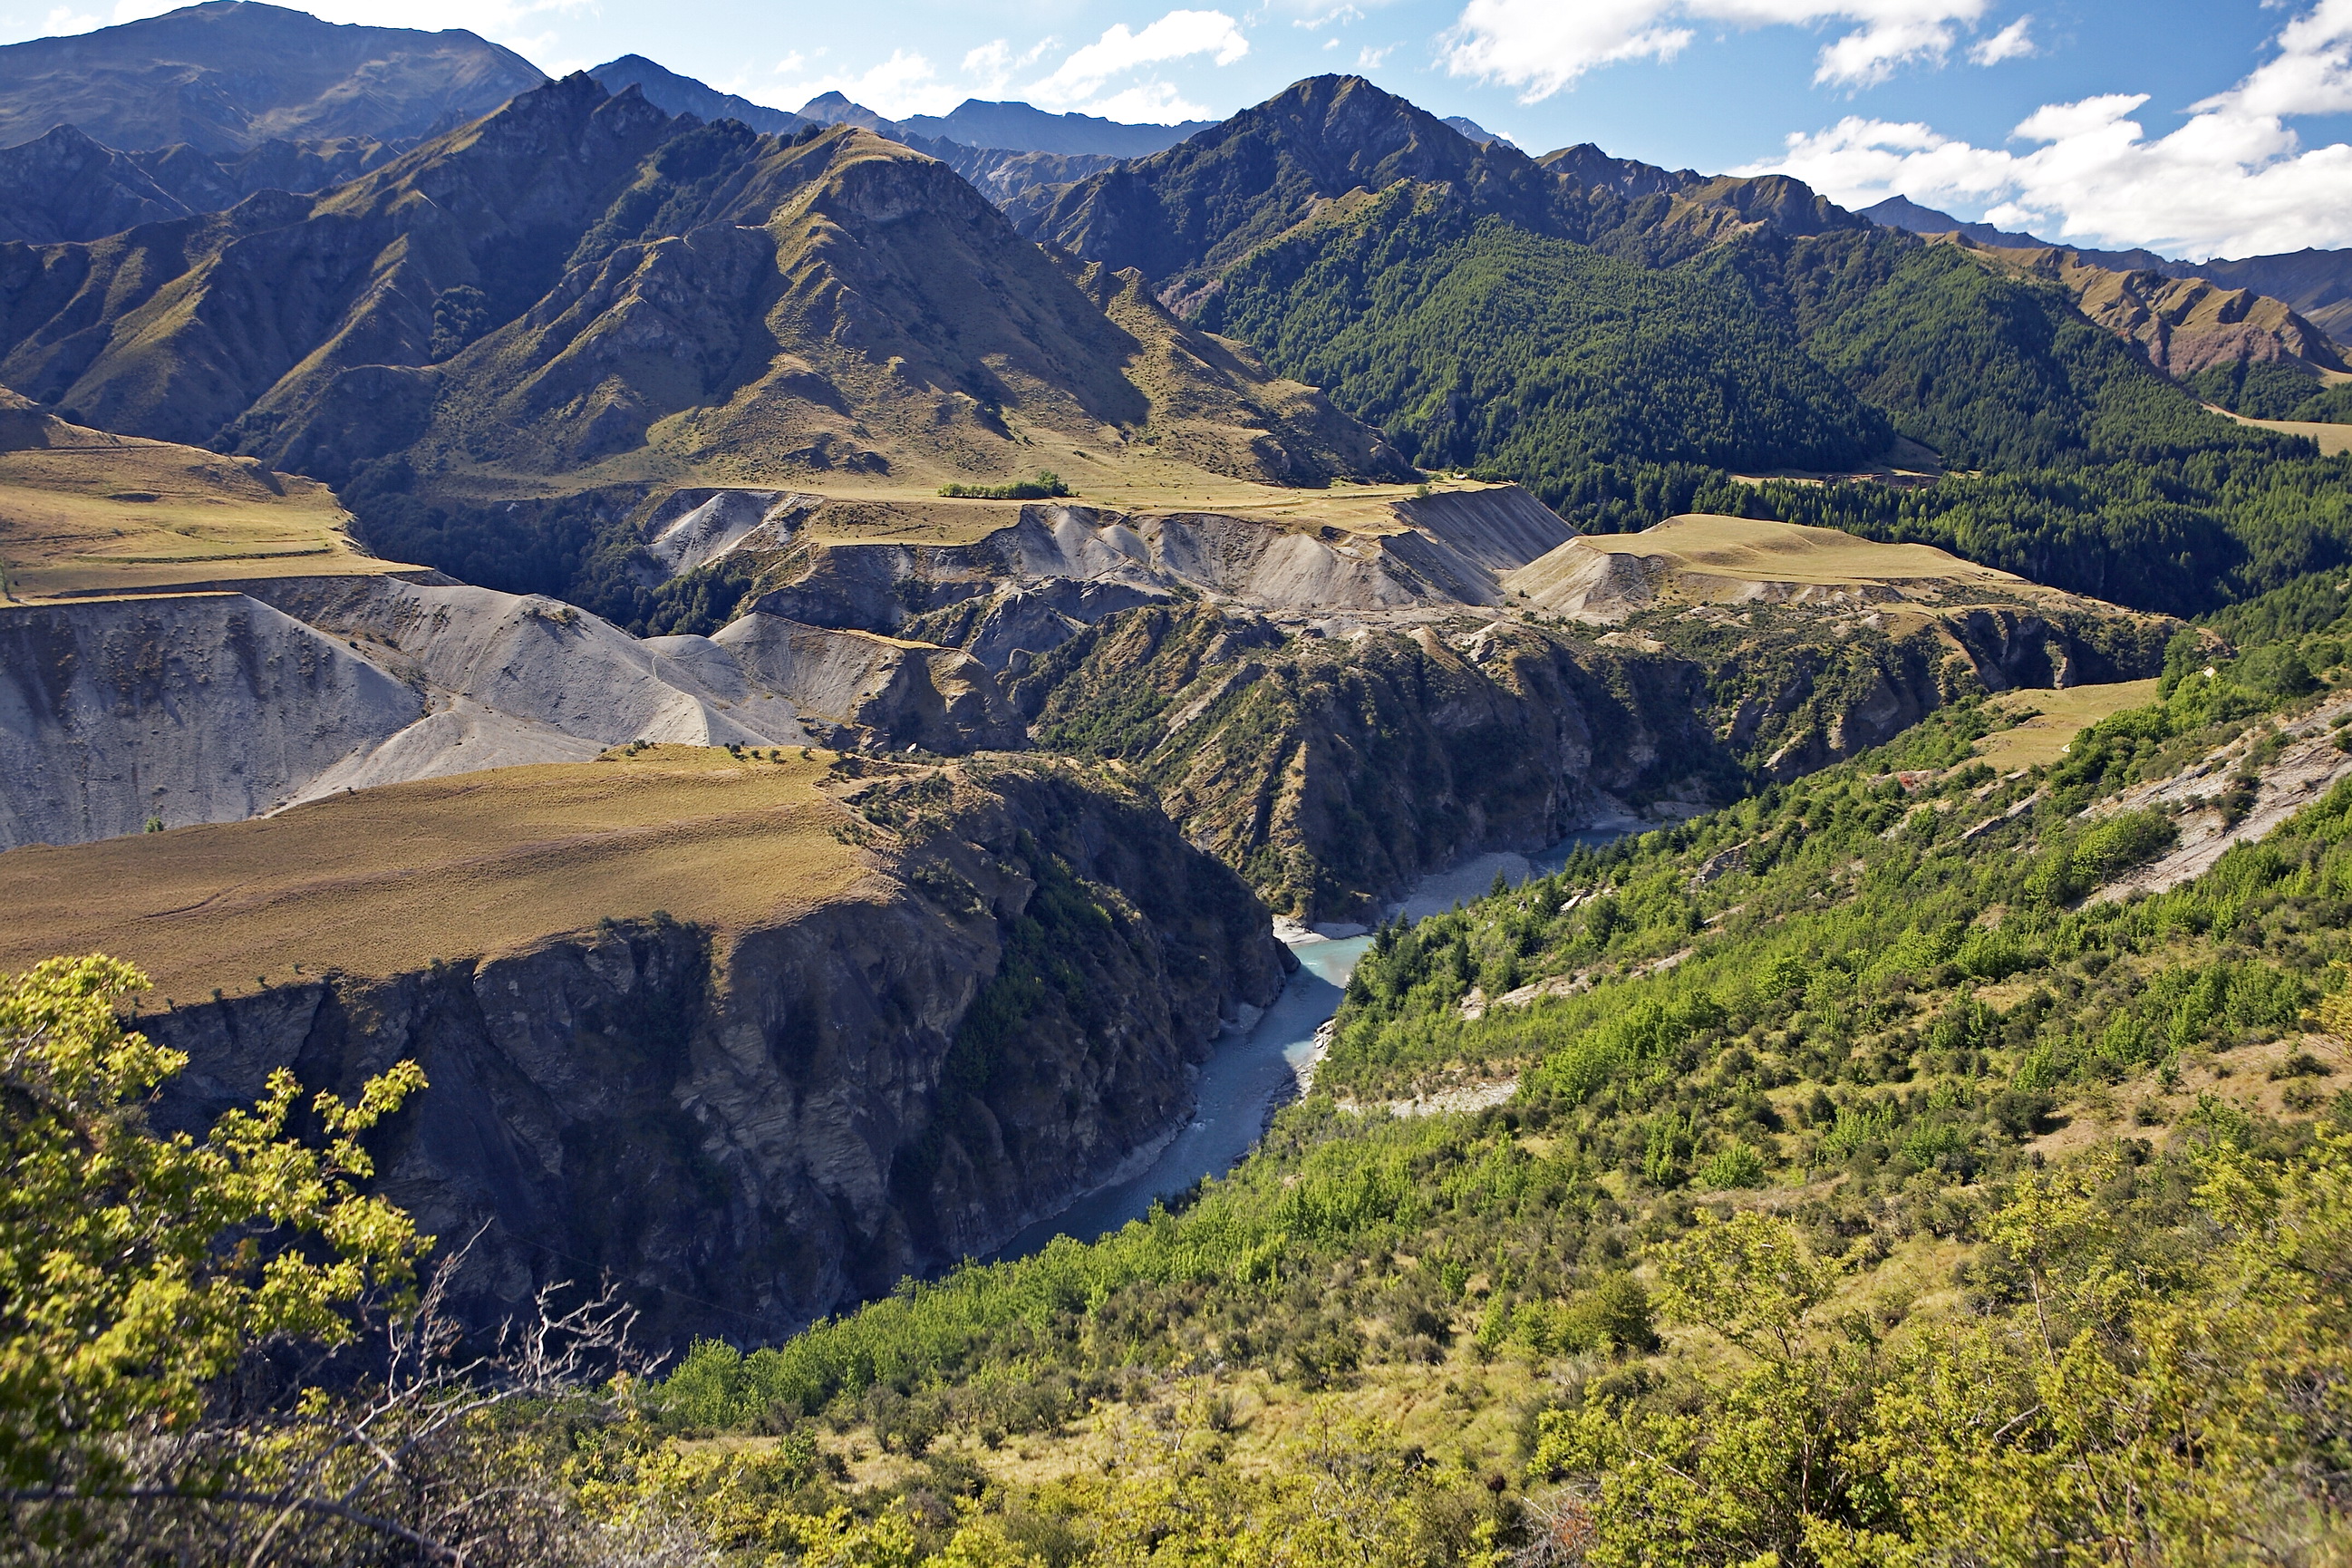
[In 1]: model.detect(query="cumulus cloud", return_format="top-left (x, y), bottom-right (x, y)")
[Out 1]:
top-left (962, 37), bottom-right (1054, 94)
top-left (1968, 15), bottom-right (2033, 65)
top-left (1439, 0), bottom-right (2056, 101)
top-left (1085, 80), bottom-right (1215, 121)
top-left (1029, 9), bottom-right (1248, 107)
top-left (1741, 4), bottom-right (2352, 256)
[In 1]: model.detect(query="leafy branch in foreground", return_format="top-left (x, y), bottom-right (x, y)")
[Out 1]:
top-left (0, 955), bottom-right (426, 1494)
top-left (0, 955), bottom-right (694, 1568)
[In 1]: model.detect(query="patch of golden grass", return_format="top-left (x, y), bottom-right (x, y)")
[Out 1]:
top-left (750, 477), bottom-right (1495, 546)
top-left (0, 748), bottom-right (875, 1004)
top-left (1622, 514), bottom-right (2033, 591)
top-left (0, 420), bottom-right (417, 600)
top-left (1971, 679), bottom-right (2163, 773)
top-left (2210, 408), bottom-right (2352, 456)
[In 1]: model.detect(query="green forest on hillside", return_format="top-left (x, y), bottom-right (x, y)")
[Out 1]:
top-left (1201, 191), bottom-right (1888, 488)
top-left (1205, 184), bottom-right (2352, 620)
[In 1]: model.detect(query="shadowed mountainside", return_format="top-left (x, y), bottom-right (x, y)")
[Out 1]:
top-left (0, 121), bottom-right (399, 243)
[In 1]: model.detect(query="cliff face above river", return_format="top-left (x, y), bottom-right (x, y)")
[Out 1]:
top-left (0, 750), bottom-right (1285, 1345)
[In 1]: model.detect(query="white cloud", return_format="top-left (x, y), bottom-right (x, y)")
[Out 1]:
top-left (774, 49), bottom-right (972, 120)
top-left (1085, 80), bottom-right (1215, 121)
top-left (1439, 0), bottom-right (2052, 101)
top-left (1741, 5), bottom-right (2352, 256)
top-left (772, 52), bottom-right (807, 77)
top-left (1359, 43), bottom-right (1396, 69)
top-left (44, 5), bottom-right (99, 31)
top-left (1029, 9), bottom-right (1249, 107)
top-left (1968, 15), bottom-right (2032, 65)
top-left (961, 37), bottom-right (1054, 93)
top-left (769, 10), bottom-right (1241, 127)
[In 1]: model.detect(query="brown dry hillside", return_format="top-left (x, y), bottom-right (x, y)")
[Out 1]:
top-left (1505, 513), bottom-right (2079, 621)
top-left (0, 748), bottom-right (874, 1003)
top-left (0, 387), bottom-right (411, 600)
top-left (0, 73), bottom-right (1403, 531)
top-left (1942, 236), bottom-right (2346, 380)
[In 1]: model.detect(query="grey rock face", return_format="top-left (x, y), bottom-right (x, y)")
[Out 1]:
top-left (0, 592), bottom-right (422, 847)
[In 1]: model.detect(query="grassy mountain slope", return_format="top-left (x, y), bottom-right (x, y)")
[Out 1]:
top-left (0, 0), bottom-right (544, 153)
top-left (0, 73), bottom-right (684, 448)
top-left (586, 570), bottom-right (2352, 1566)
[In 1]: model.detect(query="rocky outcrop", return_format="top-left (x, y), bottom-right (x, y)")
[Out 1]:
top-left (1013, 604), bottom-right (1729, 920)
top-left (709, 614), bottom-right (1025, 751)
top-left (139, 761), bottom-right (1289, 1346)
top-left (0, 574), bottom-right (1041, 849)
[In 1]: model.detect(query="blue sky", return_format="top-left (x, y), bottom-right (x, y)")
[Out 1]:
top-left (13, 0), bottom-right (2352, 259)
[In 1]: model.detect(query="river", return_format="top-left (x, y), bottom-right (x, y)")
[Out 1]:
top-left (992, 827), bottom-right (1630, 1260)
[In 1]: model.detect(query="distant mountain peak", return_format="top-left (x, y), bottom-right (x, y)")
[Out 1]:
top-left (897, 98), bottom-right (1213, 157)
top-left (0, 1), bottom-right (546, 153)
top-left (797, 91), bottom-right (901, 137)
top-left (588, 55), bottom-right (804, 137)
top-left (1441, 115), bottom-right (1514, 149)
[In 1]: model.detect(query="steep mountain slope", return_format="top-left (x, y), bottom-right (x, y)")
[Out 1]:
top-left (2181, 248), bottom-right (2352, 349)
top-left (1863, 195), bottom-right (2352, 358)
top-left (0, 75), bottom-right (1402, 614)
top-left (0, 0), bottom-right (544, 153)
top-left (0, 73), bottom-right (685, 448)
top-left (0, 121), bottom-right (399, 244)
top-left (1944, 237), bottom-right (2346, 382)
top-left (1010, 75), bottom-right (1583, 295)
top-left (1201, 185), bottom-right (1890, 500)
top-left (907, 137), bottom-right (1118, 206)
top-left (588, 53), bottom-right (806, 136)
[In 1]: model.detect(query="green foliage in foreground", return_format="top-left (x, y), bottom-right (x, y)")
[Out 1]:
top-left (0, 957), bottom-right (425, 1493)
top-left (637, 573), bottom-right (2352, 1562)
top-left (1543, 1136), bottom-right (2352, 1565)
